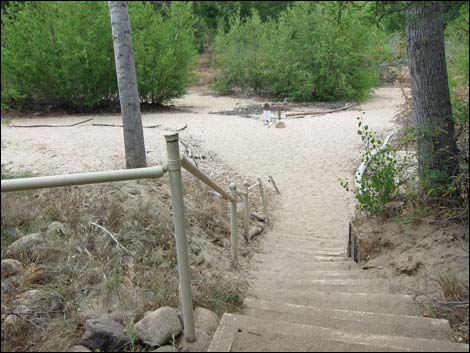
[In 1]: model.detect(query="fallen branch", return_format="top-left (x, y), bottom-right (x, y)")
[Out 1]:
top-left (8, 118), bottom-right (93, 128)
top-left (250, 213), bottom-right (266, 223)
top-left (89, 222), bottom-right (134, 256)
top-left (248, 225), bottom-right (264, 241)
top-left (283, 115), bottom-right (305, 119)
top-left (91, 123), bottom-right (161, 128)
top-left (285, 103), bottom-right (355, 118)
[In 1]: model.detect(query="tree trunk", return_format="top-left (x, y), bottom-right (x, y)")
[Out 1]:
top-left (406, 1), bottom-right (459, 198)
top-left (108, 1), bottom-right (147, 168)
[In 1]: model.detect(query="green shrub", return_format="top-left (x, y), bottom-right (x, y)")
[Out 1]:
top-left (130, 1), bottom-right (197, 104)
top-left (212, 2), bottom-right (387, 101)
top-left (1, 2), bottom-right (116, 110)
top-left (1, 1), bottom-right (197, 111)
top-left (341, 115), bottom-right (403, 216)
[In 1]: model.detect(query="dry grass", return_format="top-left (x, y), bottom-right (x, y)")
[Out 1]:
top-left (1, 157), bottom-right (266, 351)
top-left (423, 272), bottom-right (469, 343)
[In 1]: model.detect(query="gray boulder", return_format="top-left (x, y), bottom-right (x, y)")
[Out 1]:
top-left (177, 328), bottom-right (212, 352)
top-left (47, 221), bottom-right (69, 238)
top-left (11, 289), bottom-right (64, 327)
top-left (79, 316), bottom-right (129, 352)
top-left (1, 259), bottom-right (23, 278)
top-left (134, 307), bottom-right (182, 347)
top-left (4, 233), bottom-right (44, 258)
top-left (194, 308), bottom-right (218, 334)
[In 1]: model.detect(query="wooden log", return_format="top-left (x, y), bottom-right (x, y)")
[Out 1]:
top-left (285, 103), bottom-right (355, 117)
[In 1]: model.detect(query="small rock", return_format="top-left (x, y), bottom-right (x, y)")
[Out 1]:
top-left (194, 308), bottom-right (218, 334)
top-left (395, 257), bottom-right (422, 275)
top-left (67, 346), bottom-right (92, 352)
top-left (134, 307), bottom-right (182, 347)
top-left (4, 233), bottom-right (44, 258)
top-left (1, 275), bottom-right (23, 293)
top-left (158, 262), bottom-right (171, 270)
top-left (79, 316), bottom-right (129, 352)
top-left (177, 328), bottom-right (212, 352)
top-left (1, 259), bottom-right (23, 278)
top-left (46, 221), bottom-right (69, 238)
top-left (11, 289), bottom-right (64, 326)
top-left (152, 345), bottom-right (178, 352)
top-left (191, 254), bottom-right (205, 266)
top-left (2, 314), bottom-right (29, 336)
top-left (275, 121), bottom-right (286, 128)
top-left (248, 225), bottom-right (264, 240)
top-left (190, 243), bottom-right (201, 256)
top-left (3, 226), bottom-right (22, 240)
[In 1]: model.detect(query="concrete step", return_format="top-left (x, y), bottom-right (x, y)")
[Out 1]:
top-left (250, 269), bottom-right (373, 281)
top-left (251, 288), bottom-right (422, 316)
top-left (243, 298), bottom-right (453, 341)
top-left (252, 260), bottom-right (359, 273)
top-left (208, 313), bottom-right (469, 352)
top-left (250, 278), bottom-right (396, 294)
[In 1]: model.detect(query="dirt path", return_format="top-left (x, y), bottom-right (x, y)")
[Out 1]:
top-left (1, 86), bottom-right (402, 261)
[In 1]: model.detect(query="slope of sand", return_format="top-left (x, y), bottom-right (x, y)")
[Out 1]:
top-left (1, 86), bottom-right (401, 256)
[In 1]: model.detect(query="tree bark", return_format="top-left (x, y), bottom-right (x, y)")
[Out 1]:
top-left (108, 1), bottom-right (147, 168)
top-left (406, 1), bottom-right (459, 198)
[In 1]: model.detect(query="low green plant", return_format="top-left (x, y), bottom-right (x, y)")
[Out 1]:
top-left (342, 115), bottom-right (403, 216)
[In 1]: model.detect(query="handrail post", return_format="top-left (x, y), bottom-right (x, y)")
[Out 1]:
top-left (229, 182), bottom-right (238, 268)
top-left (164, 132), bottom-right (195, 342)
top-left (243, 180), bottom-right (250, 243)
top-left (257, 177), bottom-right (269, 224)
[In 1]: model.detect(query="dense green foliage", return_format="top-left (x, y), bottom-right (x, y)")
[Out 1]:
top-left (445, 3), bottom-right (469, 208)
top-left (130, 2), bottom-right (197, 104)
top-left (1, 1), bottom-right (196, 110)
top-left (192, 1), bottom-right (293, 51)
top-left (212, 2), bottom-right (389, 101)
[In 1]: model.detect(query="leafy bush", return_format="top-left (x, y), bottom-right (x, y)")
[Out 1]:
top-left (341, 115), bottom-right (403, 216)
top-left (130, 1), bottom-right (197, 104)
top-left (1, 2), bottom-right (115, 110)
top-left (212, 2), bottom-right (388, 101)
top-left (1, 1), bottom-right (197, 111)
top-left (445, 3), bottom-right (469, 212)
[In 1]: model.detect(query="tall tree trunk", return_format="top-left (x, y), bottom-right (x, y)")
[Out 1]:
top-left (108, 1), bottom-right (147, 168)
top-left (406, 1), bottom-right (458, 199)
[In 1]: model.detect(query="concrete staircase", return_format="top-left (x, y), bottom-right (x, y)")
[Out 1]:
top-left (208, 238), bottom-right (469, 352)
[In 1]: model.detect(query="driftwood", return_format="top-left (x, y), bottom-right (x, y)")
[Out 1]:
top-left (92, 123), bottom-right (161, 128)
top-left (250, 213), bottom-right (266, 223)
top-left (8, 118), bottom-right (93, 128)
top-left (285, 103), bottom-right (355, 118)
top-left (89, 222), bottom-right (134, 256)
top-left (248, 225), bottom-right (264, 241)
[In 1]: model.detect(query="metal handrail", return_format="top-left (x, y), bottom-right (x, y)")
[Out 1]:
top-left (0, 131), bottom-right (276, 344)
top-left (181, 156), bottom-right (236, 202)
top-left (1, 165), bottom-right (166, 192)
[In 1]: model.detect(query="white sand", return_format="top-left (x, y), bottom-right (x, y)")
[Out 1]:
top-left (1, 87), bottom-right (402, 249)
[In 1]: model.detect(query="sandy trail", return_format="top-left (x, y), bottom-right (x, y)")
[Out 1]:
top-left (1, 86), bottom-right (402, 258)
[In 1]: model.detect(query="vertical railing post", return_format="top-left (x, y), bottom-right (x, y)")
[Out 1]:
top-left (243, 180), bottom-right (250, 243)
top-left (229, 182), bottom-right (238, 268)
top-left (164, 132), bottom-right (195, 342)
top-left (257, 177), bottom-right (269, 224)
